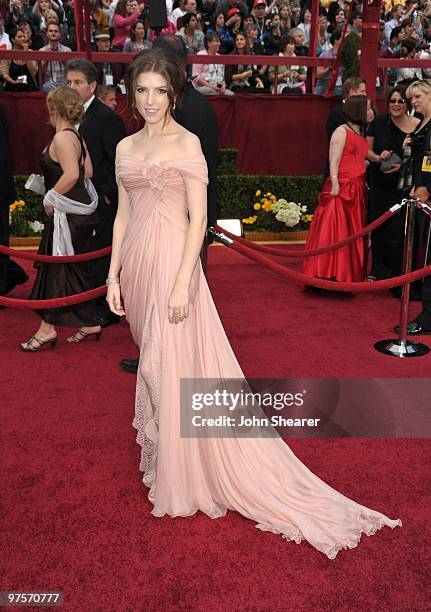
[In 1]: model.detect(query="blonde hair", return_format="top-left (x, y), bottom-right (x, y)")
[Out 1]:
top-left (46, 86), bottom-right (84, 124)
top-left (406, 79), bottom-right (431, 99)
top-left (32, 0), bottom-right (59, 18)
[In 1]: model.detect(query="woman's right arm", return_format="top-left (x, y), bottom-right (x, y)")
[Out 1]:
top-left (0, 60), bottom-right (17, 85)
top-left (114, 11), bottom-right (140, 28)
top-left (106, 177), bottom-right (130, 317)
top-left (328, 126), bottom-right (346, 196)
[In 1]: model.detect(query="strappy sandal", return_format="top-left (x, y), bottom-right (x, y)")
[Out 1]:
top-left (67, 328), bottom-right (102, 343)
top-left (20, 335), bottom-right (57, 352)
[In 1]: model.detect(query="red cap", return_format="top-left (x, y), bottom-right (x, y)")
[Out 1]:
top-left (227, 7), bottom-right (240, 16)
top-left (253, 0), bottom-right (266, 6)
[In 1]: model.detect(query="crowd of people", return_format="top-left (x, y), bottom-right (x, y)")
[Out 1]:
top-left (2, 0), bottom-right (431, 95)
top-left (301, 75), bottom-right (431, 335)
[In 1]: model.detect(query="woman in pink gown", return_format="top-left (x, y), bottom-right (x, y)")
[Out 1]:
top-left (303, 96), bottom-right (371, 282)
top-left (107, 50), bottom-right (401, 559)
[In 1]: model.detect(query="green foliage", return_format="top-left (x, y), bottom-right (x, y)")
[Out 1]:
top-left (217, 174), bottom-right (322, 229)
top-left (14, 176), bottom-right (45, 224)
top-left (217, 149), bottom-right (237, 175)
top-left (341, 32), bottom-right (361, 81)
top-left (12, 150), bottom-right (323, 234)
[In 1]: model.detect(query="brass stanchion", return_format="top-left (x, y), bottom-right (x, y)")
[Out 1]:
top-left (375, 198), bottom-right (430, 357)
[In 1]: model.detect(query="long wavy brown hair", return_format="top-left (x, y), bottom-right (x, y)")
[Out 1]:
top-left (126, 49), bottom-right (185, 125)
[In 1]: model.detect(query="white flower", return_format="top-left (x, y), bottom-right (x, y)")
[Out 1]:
top-left (273, 199), bottom-right (302, 228)
top-left (28, 221), bottom-right (44, 234)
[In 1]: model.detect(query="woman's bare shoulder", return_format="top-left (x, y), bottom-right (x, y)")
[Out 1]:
top-left (176, 129), bottom-right (202, 155)
top-left (52, 129), bottom-right (80, 144)
top-left (331, 124), bottom-right (348, 140)
top-left (116, 133), bottom-right (138, 155)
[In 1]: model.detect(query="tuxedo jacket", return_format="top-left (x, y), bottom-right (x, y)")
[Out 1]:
top-left (326, 103), bottom-right (346, 142)
top-left (175, 82), bottom-right (218, 229)
top-left (0, 104), bottom-right (16, 209)
top-left (79, 97), bottom-right (127, 200)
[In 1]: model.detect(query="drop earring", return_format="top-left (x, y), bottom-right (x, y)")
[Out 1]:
top-left (173, 98), bottom-right (176, 111)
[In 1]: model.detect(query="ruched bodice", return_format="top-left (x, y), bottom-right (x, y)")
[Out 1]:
top-left (117, 148), bottom-right (400, 560)
top-left (116, 154), bottom-right (208, 233)
top-left (338, 129), bottom-right (369, 179)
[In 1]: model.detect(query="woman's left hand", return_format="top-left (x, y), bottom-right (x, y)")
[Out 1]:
top-left (168, 283), bottom-right (189, 324)
top-left (44, 205), bottom-right (54, 216)
top-left (413, 186), bottom-right (430, 202)
top-left (380, 149), bottom-right (392, 161)
top-left (383, 163), bottom-right (401, 174)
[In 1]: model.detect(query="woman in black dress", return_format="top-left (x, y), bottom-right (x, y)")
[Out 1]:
top-left (20, 87), bottom-right (101, 351)
top-left (225, 32), bottom-right (267, 93)
top-left (367, 86), bottom-right (420, 283)
top-left (0, 28), bottom-right (38, 91)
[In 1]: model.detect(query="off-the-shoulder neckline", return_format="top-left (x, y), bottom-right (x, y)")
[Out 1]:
top-left (116, 153), bottom-right (205, 164)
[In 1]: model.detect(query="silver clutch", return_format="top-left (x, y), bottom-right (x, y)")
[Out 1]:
top-left (25, 174), bottom-right (46, 196)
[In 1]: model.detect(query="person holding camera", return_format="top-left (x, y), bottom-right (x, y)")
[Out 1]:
top-left (176, 12), bottom-right (204, 53)
top-left (396, 39), bottom-right (422, 87)
top-left (396, 80), bottom-right (431, 333)
top-left (111, 0), bottom-right (142, 51)
top-left (367, 86), bottom-right (420, 283)
top-left (0, 27), bottom-right (38, 90)
top-left (192, 31), bottom-right (233, 95)
top-left (268, 34), bottom-right (306, 94)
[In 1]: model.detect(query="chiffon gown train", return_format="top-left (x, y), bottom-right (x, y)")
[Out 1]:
top-left (116, 152), bottom-right (401, 560)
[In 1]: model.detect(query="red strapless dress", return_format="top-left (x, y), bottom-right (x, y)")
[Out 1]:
top-left (303, 129), bottom-right (369, 282)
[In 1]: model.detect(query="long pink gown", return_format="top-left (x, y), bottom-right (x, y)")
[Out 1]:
top-left (115, 151), bottom-right (401, 560)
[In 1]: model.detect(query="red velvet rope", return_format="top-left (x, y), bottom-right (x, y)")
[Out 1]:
top-left (214, 208), bottom-right (396, 258)
top-left (0, 285), bottom-right (107, 309)
top-left (0, 244), bottom-right (112, 263)
top-left (226, 240), bottom-right (431, 292)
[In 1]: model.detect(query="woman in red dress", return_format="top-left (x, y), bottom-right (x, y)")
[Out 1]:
top-left (303, 96), bottom-right (372, 282)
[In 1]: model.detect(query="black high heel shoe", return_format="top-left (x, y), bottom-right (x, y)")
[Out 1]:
top-left (20, 335), bottom-right (58, 352)
top-left (66, 328), bottom-right (103, 343)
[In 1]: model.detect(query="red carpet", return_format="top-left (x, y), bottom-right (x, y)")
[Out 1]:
top-left (1, 245), bottom-right (430, 611)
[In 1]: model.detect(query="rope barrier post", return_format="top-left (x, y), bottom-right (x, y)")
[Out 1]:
top-left (375, 198), bottom-right (430, 357)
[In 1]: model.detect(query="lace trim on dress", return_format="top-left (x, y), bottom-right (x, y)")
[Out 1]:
top-left (256, 511), bottom-right (402, 560)
top-left (132, 307), bottom-right (162, 496)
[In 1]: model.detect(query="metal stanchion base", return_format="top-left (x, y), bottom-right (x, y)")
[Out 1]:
top-left (374, 339), bottom-right (430, 357)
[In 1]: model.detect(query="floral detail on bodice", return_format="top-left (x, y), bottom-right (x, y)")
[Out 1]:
top-left (115, 154), bottom-right (209, 200)
top-left (140, 161), bottom-right (181, 198)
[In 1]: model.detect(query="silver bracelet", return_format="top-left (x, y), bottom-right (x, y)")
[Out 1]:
top-left (106, 277), bottom-right (120, 285)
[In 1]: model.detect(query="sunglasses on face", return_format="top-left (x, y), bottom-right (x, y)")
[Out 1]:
top-left (389, 98), bottom-right (406, 104)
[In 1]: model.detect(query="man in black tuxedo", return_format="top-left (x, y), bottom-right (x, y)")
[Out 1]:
top-left (120, 35), bottom-right (219, 374)
top-left (325, 77), bottom-right (367, 140)
top-left (66, 58), bottom-right (127, 326)
top-left (153, 34), bottom-right (218, 236)
top-left (323, 77), bottom-right (367, 178)
top-left (0, 104), bottom-right (28, 298)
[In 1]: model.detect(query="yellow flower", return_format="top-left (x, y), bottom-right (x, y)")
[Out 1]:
top-left (270, 195), bottom-right (276, 202)
top-left (262, 198), bottom-right (269, 206)
top-left (255, 189), bottom-right (261, 197)
top-left (253, 203), bottom-right (261, 210)
top-left (249, 216), bottom-right (257, 224)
